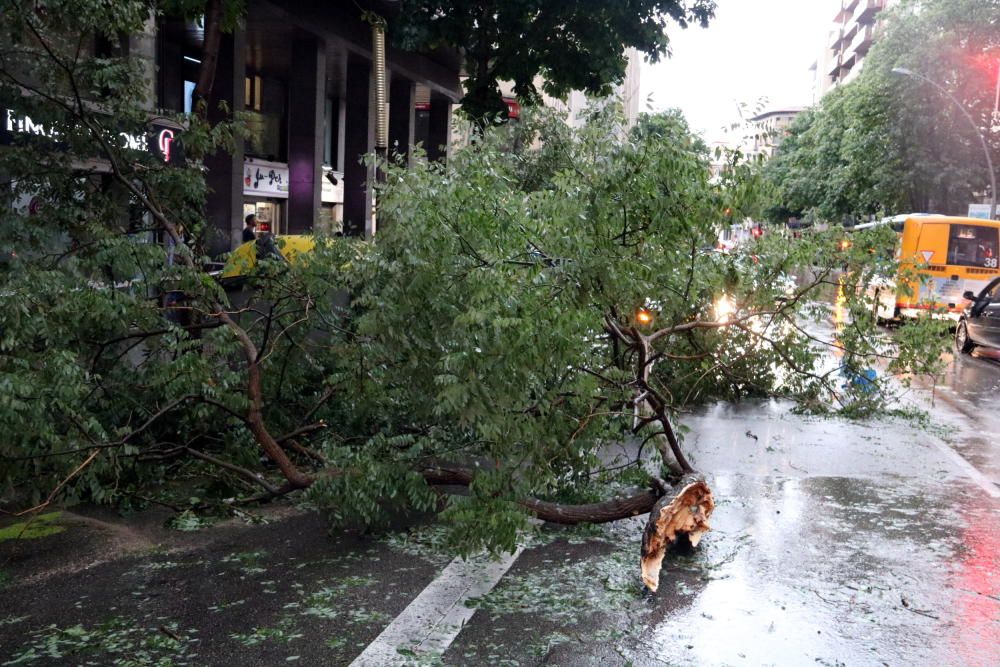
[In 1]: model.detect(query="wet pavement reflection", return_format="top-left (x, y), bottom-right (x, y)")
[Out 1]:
top-left (627, 291), bottom-right (1000, 666)
top-left (441, 398), bottom-right (1000, 667)
top-left (625, 399), bottom-right (1000, 667)
top-left (642, 474), bottom-right (999, 666)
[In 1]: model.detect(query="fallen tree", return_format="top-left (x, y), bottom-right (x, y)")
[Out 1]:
top-left (0, 2), bottom-right (952, 592)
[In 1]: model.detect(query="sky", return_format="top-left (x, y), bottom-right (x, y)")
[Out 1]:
top-left (640, 0), bottom-right (839, 143)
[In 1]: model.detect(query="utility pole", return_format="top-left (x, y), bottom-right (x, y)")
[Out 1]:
top-left (993, 58), bottom-right (999, 131)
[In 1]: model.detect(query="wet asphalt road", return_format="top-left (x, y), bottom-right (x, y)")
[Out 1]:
top-left (440, 321), bottom-right (1000, 667)
top-left (439, 395), bottom-right (999, 667)
top-left (631, 321), bottom-right (1000, 666)
top-left (637, 401), bottom-right (999, 667)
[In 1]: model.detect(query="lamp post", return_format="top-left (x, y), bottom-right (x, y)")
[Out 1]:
top-left (892, 67), bottom-right (997, 220)
top-left (993, 58), bottom-right (1000, 128)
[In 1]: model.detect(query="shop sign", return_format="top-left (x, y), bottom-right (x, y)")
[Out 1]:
top-left (504, 98), bottom-right (520, 119)
top-left (243, 158), bottom-right (289, 199)
top-left (968, 204), bottom-right (992, 220)
top-left (322, 168), bottom-right (344, 204)
top-left (1, 109), bottom-right (184, 165)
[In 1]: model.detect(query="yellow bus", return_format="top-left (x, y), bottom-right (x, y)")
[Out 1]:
top-left (862, 214), bottom-right (1000, 321)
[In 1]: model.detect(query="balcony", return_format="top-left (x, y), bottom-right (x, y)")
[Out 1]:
top-left (841, 52), bottom-right (857, 74)
top-left (835, 0), bottom-right (861, 23)
top-left (829, 58), bottom-right (843, 78)
top-left (848, 24), bottom-right (875, 58)
top-left (842, 23), bottom-right (859, 47)
top-left (829, 29), bottom-right (844, 50)
top-left (856, 0), bottom-right (885, 25)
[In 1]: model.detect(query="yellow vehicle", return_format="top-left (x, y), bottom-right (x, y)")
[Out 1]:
top-left (864, 214), bottom-right (1000, 321)
top-left (219, 234), bottom-right (316, 282)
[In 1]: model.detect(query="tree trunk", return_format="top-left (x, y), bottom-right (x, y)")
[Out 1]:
top-left (519, 492), bottom-right (660, 524)
top-left (193, 0), bottom-right (223, 115)
top-left (421, 466), bottom-right (714, 591)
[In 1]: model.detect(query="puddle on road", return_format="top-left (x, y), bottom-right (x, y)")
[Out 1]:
top-left (636, 474), bottom-right (1000, 667)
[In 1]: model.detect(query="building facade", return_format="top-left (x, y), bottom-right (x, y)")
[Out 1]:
top-left (497, 48), bottom-right (642, 130)
top-left (818, 0), bottom-right (900, 95)
top-left (746, 108), bottom-right (806, 160)
top-left (154, 0), bottom-right (461, 254)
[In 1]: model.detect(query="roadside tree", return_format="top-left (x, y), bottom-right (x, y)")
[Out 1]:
top-left (765, 0), bottom-right (999, 222)
top-left (390, 0), bottom-right (716, 123)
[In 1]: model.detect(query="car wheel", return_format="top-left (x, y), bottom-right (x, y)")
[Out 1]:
top-left (955, 320), bottom-right (975, 354)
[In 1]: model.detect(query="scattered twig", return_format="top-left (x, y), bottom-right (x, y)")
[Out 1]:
top-left (287, 440), bottom-right (328, 465)
top-left (901, 606), bottom-right (939, 620)
top-left (2, 448), bottom-right (101, 518)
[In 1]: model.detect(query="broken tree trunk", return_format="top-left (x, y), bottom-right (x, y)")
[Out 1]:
top-left (601, 314), bottom-right (716, 590)
top-left (423, 465), bottom-right (714, 592)
top-left (640, 475), bottom-right (715, 592)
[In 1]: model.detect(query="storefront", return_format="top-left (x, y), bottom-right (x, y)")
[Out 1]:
top-left (242, 157), bottom-right (288, 235)
top-left (3, 108), bottom-right (183, 232)
top-left (3, 108), bottom-right (184, 166)
top-left (155, 1), bottom-right (461, 252)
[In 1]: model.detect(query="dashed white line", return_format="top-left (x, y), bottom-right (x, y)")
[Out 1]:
top-left (350, 547), bottom-right (524, 666)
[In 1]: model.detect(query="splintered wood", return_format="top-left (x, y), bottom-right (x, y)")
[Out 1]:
top-left (640, 479), bottom-right (715, 592)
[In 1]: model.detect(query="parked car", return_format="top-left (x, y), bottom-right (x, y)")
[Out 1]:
top-left (955, 277), bottom-right (1000, 353)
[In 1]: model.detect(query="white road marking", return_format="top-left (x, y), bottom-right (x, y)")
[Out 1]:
top-left (350, 547), bottom-right (524, 666)
top-left (926, 433), bottom-right (1000, 499)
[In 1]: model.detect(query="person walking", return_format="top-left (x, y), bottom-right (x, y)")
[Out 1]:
top-left (242, 214), bottom-right (257, 243)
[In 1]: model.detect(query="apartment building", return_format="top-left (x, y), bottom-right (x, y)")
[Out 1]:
top-left (818, 0), bottom-right (900, 95)
top-left (747, 108), bottom-right (806, 159)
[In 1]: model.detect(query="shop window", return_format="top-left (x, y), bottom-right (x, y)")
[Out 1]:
top-left (243, 74), bottom-right (285, 161)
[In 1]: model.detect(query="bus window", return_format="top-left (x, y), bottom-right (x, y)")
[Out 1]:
top-left (948, 224), bottom-right (999, 268)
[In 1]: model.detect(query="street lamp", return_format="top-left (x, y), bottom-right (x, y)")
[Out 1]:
top-left (891, 66), bottom-right (997, 220)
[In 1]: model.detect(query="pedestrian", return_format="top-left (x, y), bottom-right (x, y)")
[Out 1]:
top-left (242, 214), bottom-right (257, 243)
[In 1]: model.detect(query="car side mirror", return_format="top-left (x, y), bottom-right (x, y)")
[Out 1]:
top-left (963, 290), bottom-right (976, 301)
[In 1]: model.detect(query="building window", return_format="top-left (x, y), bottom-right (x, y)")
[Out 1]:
top-left (183, 80), bottom-right (196, 114)
top-left (245, 74), bottom-right (263, 111)
top-left (243, 73), bottom-right (285, 161)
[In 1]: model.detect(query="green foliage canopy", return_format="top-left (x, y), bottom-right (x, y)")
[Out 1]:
top-left (391, 0), bottom-right (716, 122)
top-left (765, 0), bottom-right (1000, 223)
